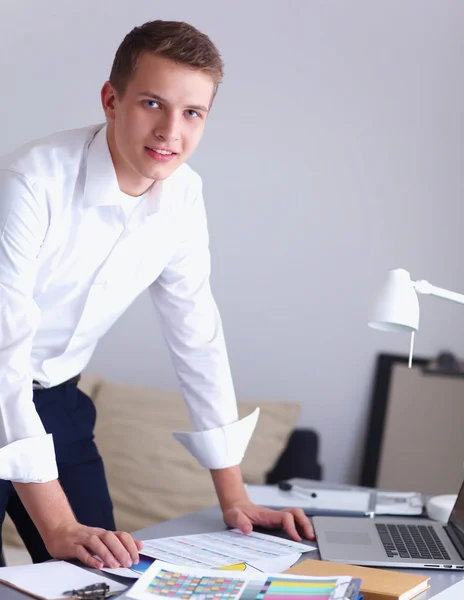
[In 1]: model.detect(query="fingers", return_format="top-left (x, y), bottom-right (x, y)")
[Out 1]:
top-left (290, 508), bottom-right (315, 540)
top-left (114, 531), bottom-right (140, 564)
top-left (222, 504), bottom-right (312, 545)
top-left (239, 516), bottom-right (253, 535)
top-left (99, 531), bottom-right (135, 568)
top-left (85, 534), bottom-right (123, 568)
top-left (44, 523), bottom-right (141, 569)
top-left (76, 545), bottom-right (104, 570)
top-left (226, 508), bottom-right (253, 534)
top-left (135, 540), bottom-right (144, 551)
top-left (281, 511), bottom-right (302, 542)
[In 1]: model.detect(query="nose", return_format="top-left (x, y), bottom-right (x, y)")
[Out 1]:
top-left (154, 111), bottom-right (180, 143)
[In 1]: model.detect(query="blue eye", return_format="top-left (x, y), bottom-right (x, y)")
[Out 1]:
top-left (186, 109), bottom-right (199, 118)
top-left (145, 100), bottom-right (160, 109)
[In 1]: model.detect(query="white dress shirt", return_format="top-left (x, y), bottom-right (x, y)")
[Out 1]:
top-left (0, 123), bottom-right (258, 483)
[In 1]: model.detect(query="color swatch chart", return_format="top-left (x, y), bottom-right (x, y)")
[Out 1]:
top-left (256, 576), bottom-right (340, 600)
top-left (146, 569), bottom-right (244, 600)
top-left (144, 569), bottom-right (343, 600)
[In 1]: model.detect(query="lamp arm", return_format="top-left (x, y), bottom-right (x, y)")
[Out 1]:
top-left (414, 280), bottom-right (464, 305)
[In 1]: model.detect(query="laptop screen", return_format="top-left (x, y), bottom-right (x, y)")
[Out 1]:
top-left (449, 480), bottom-right (464, 540)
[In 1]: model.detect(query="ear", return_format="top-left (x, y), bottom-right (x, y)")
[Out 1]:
top-left (101, 81), bottom-right (118, 120)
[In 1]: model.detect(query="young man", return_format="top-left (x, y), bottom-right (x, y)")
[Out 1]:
top-left (0, 20), bottom-right (313, 569)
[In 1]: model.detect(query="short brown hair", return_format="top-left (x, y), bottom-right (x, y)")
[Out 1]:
top-left (109, 20), bottom-right (224, 99)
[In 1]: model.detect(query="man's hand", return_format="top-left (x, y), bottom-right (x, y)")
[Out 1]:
top-left (210, 466), bottom-right (314, 542)
top-left (14, 480), bottom-right (143, 569)
top-left (223, 503), bottom-right (315, 542)
top-left (43, 521), bottom-right (144, 569)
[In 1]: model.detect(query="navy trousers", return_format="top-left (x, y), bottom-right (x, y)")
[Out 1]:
top-left (0, 382), bottom-right (115, 564)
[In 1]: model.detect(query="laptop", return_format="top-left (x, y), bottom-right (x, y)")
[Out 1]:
top-left (313, 479), bottom-right (464, 570)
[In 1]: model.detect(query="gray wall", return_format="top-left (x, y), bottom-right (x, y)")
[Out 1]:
top-left (1, 1), bottom-right (463, 483)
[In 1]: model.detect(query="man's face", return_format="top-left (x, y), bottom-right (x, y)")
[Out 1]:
top-left (102, 53), bottom-right (215, 195)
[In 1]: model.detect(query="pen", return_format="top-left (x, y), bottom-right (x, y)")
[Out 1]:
top-left (278, 481), bottom-right (320, 498)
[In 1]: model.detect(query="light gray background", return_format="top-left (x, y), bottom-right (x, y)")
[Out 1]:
top-left (1, 1), bottom-right (463, 484)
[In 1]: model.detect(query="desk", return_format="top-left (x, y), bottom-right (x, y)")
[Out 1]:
top-left (1, 506), bottom-right (463, 599)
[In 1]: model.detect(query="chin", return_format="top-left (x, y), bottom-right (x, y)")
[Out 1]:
top-left (145, 162), bottom-right (182, 181)
top-left (155, 167), bottom-right (177, 180)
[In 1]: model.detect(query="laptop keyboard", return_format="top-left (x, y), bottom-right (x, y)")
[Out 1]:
top-left (376, 523), bottom-right (451, 560)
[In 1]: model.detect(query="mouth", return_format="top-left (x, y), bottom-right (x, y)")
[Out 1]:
top-left (145, 146), bottom-right (178, 163)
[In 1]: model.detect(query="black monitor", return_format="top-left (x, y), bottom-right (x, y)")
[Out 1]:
top-left (449, 480), bottom-right (464, 542)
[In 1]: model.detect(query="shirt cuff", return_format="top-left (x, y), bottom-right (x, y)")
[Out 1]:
top-left (172, 408), bottom-right (259, 469)
top-left (0, 434), bottom-right (58, 483)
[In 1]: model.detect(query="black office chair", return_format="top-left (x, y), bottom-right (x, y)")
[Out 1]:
top-left (266, 428), bottom-right (322, 483)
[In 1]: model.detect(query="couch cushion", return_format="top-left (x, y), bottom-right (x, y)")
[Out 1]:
top-left (238, 401), bottom-right (301, 485)
top-left (91, 379), bottom-right (300, 533)
top-left (1, 376), bottom-right (300, 545)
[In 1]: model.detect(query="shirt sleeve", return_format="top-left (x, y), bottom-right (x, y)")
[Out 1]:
top-left (149, 176), bottom-right (259, 470)
top-left (0, 169), bottom-right (58, 483)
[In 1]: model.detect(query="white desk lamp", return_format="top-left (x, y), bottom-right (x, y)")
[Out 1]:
top-left (368, 267), bottom-right (464, 519)
top-left (368, 268), bottom-right (464, 368)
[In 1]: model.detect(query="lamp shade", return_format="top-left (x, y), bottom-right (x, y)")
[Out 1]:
top-left (368, 268), bottom-right (419, 332)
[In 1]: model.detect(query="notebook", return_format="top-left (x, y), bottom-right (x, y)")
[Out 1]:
top-left (284, 559), bottom-right (429, 600)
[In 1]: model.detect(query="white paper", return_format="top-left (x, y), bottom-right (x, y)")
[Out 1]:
top-left (247, 553), bottom-right (301, 573)
top-left (375, 491), bottom-right (424, 515)
top-left (0, 561), bottom-right (127, 600)
top-left (140, 529), bottom-right (314, 570)
top-left (127, 559), bottom-right (353, 600)
top-left (428, 579), bottom-right (464, 599)
top-left (101, 548), bottom-right (302, 580)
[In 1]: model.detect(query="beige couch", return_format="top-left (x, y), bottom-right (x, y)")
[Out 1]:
top-left (2, 374), bottom-right (301, 562)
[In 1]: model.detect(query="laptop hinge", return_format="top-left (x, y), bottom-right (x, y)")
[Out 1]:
top-left (444, 524), bottom-right (464, 560)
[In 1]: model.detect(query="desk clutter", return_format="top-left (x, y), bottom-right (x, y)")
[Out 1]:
top-left (0, 528), bottom-right (432, 600)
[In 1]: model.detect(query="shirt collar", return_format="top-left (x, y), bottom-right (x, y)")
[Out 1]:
top-left (83, 123), bottom-right (163, 216)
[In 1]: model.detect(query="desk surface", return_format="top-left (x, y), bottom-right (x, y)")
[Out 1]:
top-left (1, 505), bottom-right (463, 599)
